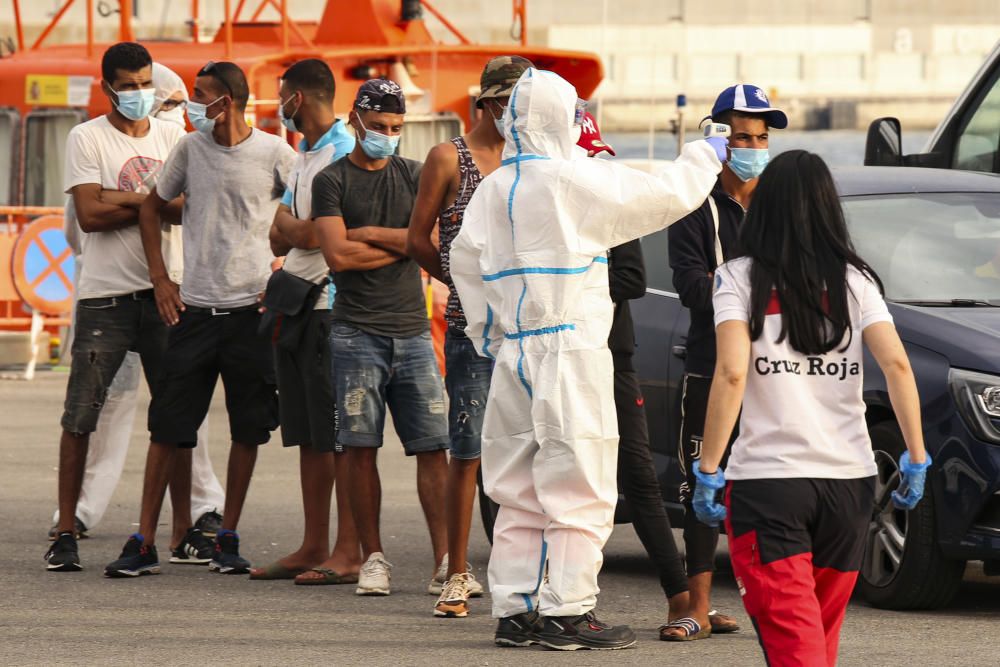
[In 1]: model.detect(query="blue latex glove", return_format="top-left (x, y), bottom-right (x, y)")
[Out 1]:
top-left (705, 136), bottom-right (729, 163)
top-left (692, 466), bottom-right (727, 527)
top-left (892, 451), bottom-right (932, 510)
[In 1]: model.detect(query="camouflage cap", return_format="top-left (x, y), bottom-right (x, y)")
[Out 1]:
top-left (476, 55), bottom-right (534, 107)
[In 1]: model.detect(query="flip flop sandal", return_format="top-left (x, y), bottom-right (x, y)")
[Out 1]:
top-left (708, 609), bottom-right (741, 634)
top-left (659, 617), bottom-right (712, 642)
top-left (294, 567), bottom-right (360, 586)
top-left (248, 562), bottom-right (309, 580)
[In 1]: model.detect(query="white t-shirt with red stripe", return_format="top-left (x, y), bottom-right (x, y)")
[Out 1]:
top-left (713, 257), bottom-right (892, 480)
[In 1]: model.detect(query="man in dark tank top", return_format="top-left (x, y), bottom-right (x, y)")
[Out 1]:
top-left (407, 55), bottom-right (533, 619)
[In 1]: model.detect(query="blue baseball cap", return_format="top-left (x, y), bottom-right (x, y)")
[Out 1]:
top-left (710, 84), bottom-right (787, 129)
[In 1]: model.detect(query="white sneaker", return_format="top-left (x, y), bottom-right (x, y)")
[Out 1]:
top-left (434, 572), bottom-right (477, 618)
top-left (428, 554), bottom-right (483, 597)
top-left (356, 552), bottom-right (392, 596)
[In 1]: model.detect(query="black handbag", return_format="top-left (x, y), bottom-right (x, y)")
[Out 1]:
top-left (260, 269), bottom-right (326, 349)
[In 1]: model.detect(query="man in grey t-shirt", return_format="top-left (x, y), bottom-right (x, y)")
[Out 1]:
top-left (314, 79), bottom-right (449, 598)
top-left (106, 61), bottom-right (295, 579)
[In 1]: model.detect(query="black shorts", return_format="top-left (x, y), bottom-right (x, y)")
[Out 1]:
top-left (274, 309), bottom-right (336, 451)
top-left (62, 293), bottom-right (166, 435)
top-left (148, 307), bottom-right (278, 447)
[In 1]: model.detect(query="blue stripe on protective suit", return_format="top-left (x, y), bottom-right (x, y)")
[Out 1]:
top-left (481, 305), bottom-right (495, 359)
top-left (482, 256), bottom-right (608, 282)
top-left (507, 70), bottom-right (533, 397)
top-left (501, 154), bottom-right (549, 167)
top-left (515, 284), bottom-right (532, 397)
top-left (520, 539), bottom-right (549, 612)
top-left (504, 324), bottom-right (575, 340)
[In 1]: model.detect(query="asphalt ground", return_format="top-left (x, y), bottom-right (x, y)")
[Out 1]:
top-left (2, 371), bottom-right (999, 666)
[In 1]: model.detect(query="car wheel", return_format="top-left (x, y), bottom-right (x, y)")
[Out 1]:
top-left (858, 420), bottom-right (964, 610)
top-left (477, 467), bottom-right (499, 545)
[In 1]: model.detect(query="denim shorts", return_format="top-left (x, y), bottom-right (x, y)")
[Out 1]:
top-left (444, 329), bottom-right (493, 459)
top-left (62, 293), bottom-right (167, 435)
top-left (330, 321), bottom-right (448, 455)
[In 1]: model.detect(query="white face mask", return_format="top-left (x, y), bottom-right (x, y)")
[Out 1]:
top-left (155, 106), bottom-right (186, 129)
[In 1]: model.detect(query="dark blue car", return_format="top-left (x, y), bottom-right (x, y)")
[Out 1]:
top-left (632, 165), bottom-right (1000, 610)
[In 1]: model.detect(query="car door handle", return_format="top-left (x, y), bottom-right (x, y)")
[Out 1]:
top-left (672, 345), bottom-right (687, 359)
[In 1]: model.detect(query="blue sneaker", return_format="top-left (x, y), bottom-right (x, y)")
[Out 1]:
top-left (104, 534), bottom-right (160, 578)
top-left (208, 531), bottom-right (251, 574)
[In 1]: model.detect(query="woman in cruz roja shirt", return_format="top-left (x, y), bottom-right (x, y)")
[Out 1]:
top-left (691, 150), bottom-right (930, 667)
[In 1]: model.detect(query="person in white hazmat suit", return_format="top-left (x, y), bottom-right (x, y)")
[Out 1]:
top-left (450, 68), bottom-right (725, 651)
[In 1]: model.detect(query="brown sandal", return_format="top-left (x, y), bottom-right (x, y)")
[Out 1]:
top-left (659, 617), bottom-right (712, 641)
top-left (294, 567), bottom-right (360, 586)
top-left (708, 609), bottom-right (741, 634)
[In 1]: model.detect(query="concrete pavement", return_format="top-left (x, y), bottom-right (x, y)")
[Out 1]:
top-left (2, 371), bottom-right (998, 666)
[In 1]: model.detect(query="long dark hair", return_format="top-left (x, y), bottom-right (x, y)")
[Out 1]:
top-left (739, 150), bottom-right (883, 355)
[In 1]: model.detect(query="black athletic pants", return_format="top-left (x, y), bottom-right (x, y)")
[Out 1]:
top-left (614, 365), bottom-right (689, 598)
top-left (678, 373), bottom-right (735, 576)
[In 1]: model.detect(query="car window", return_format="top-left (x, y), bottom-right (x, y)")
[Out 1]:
top-left (954, 68), bottom-right (1000, 173)
top-left (640, 228), bottom-right (674, 292)
top-left (843, 193), bottom-right (1000, 303)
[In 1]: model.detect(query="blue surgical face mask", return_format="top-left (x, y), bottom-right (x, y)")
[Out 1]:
top-left (278, 93), bottom-right (299, 134)
top-left (113, 87), bottom-right (156, 122)
top-left (186, 97), bottom-right (225, 134)
top-left (727, 147), bottom-right (769, 182)
top-left (486, 101), bottom-right (505, 137)
top-left (357, 116), bottom-right (400, 159)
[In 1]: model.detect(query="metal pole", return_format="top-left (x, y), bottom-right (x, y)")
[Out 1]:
top-left (280, 0), bottom-right (287, 52)
top-left (12, 0), bottom-right (25, 51)
top-left (191, 0), bottom-right (200, 42)
top-left (224, 0), bottom-right (233, 59)
top-left (676, 94), bottom-right (686, 156)
top-left (85, 0), bottom-right (94, 57)
top-left (420, 0), bottom-right (471, 45)
top-left (233, 0), bottom-right (248, 22)
top-left (119, 0), bottom-right (135, 42)
top-left (30, 0), bottom-right (76, 50)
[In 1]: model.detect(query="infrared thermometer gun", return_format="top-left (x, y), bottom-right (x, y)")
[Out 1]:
top-left (703, 123), bottom-right (731, 139)
top-left (702, 122), bottom-right (730, 163)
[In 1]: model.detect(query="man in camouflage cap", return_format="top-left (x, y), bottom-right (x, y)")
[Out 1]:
top-left (406, 54), bottom-right (532, 620)
top-left (477, 55), bottom-right (534, 107)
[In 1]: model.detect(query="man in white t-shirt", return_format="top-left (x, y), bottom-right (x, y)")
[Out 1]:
top-left (104, 60), bottom-right (295, 579)
top-left (45, 43), bottom-right (212, 573)
top-left (49, 63), bottom-right (227, 546)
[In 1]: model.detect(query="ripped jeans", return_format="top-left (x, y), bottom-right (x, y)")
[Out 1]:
top-left (444, 329), bottom-right (493, 460)
top-left (330, 321), bottom-right (448, 456)
top-left (61, 293), bottom-right (167, 435)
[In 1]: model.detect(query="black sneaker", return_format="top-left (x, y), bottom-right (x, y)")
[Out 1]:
top-left (535, 611), bottom-right (637, 651)
top-left (495, 611), bottom-right (541, 647)
top-left (45, 532), bottom-right (82, 572)
top-left (47, 516), bottom-right (88, 541)
top-left (193, 509), bottom-right (223, 538)
top-left (208, 531), bottom-right (250, 574)
top-left (169, 527), bottom-right (214, 565)
top-left (104, 534), bottom-right (161, 578)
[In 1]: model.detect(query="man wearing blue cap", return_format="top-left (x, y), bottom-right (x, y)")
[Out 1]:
top-left (664, 83), bottom-right (787, 641)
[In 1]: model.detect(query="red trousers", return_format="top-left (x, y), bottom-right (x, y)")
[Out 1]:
top-left (725, 477), bottom-right (874, 667)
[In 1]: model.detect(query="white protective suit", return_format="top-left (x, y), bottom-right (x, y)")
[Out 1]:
top-left (450, 68), bottom-right (722, 618)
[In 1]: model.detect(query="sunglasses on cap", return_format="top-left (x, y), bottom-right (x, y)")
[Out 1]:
top-left (199, 61), bottom-right (235, 98)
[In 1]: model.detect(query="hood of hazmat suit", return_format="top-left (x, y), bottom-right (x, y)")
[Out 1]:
top-left (449, 67), bottom-right (722, 620)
